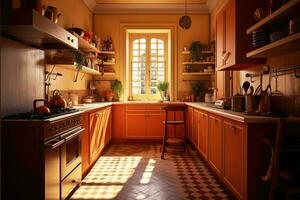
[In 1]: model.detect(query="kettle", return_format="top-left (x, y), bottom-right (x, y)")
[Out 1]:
top-left (49, 89), bottom-right (67, 109)
top-left (42, 6), bottom-right (61, 24)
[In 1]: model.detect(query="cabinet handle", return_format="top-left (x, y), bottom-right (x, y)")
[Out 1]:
top-left (222, 51), bottom-right (231, 62)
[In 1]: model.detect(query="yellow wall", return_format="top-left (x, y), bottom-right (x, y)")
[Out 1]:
top-left (42, 0), bottom-right (93, 31)
top-left (93, 14), bottom-right (210, 100)
top-left (43, 0), bottom-right (94, 94)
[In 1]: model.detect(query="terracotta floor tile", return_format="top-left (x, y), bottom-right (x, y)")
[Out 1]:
top-left (70, 141), bottom-right (234, 200)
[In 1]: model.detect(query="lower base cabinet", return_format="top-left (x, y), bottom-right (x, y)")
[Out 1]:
top-left (81, 106), bottom-right (112, 176)
top-left (223, 119), bottom-right (244, 199)
top-left (208, 114), bottom-right (223, 176)
top-left (125, 105), bottom-right (168, 139)
top-left (189, 106), bottom-right (282, 200)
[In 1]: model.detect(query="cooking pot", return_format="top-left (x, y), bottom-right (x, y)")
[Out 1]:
top-left (33, 99), bottom-right (50, 114)
top-left (49, 89), bottom-right (67, 109)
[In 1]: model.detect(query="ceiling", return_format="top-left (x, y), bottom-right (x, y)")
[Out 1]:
top-left (83, 0), bottom-right (216, 14)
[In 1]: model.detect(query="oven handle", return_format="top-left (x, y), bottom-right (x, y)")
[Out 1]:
top-left (63, 128), bottom-right (84, 142)
top-left (44, 139), bottom-right (65, 149)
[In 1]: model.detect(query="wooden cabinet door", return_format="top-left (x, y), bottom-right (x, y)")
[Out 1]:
top-left (224, 0), bottom-right (236, 67)
top-left (192, 109), bottom-right (199, 148)
top-left (198, 111), bottom-right (208, 159)
top-left (105, 107), bottom-right (112, 145)
top-left (223, 119), bottom-right (244, 199)
top-left (126, 112), bottom-right (147, 138)
top-left (147, 112), bottom-right (165, 138)
top-left (216, 9), bottom-right (225, 69)
top-left (208, 114), bottom-right (223, 175)
top-left (112, 104), bottom-right (126, 139)
top-left (187, 107), bottom-right (193, 141)
top-left (89, 110), bottom-right (103, 164)
top-left (81, 112), bottom-right (90, 176)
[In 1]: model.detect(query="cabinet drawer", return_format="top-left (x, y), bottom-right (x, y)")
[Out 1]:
top-left (147, 105), bottom-right (164, 111)
top-left (61, 164), bottom-right (81, 200)
top-left (126, 105), bottom-right (147, 111)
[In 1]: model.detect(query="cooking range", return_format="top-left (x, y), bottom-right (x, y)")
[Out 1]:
top-left (2, 108), bottom-right (83, 200)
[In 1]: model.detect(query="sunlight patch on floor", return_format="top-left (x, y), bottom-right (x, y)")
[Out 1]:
top-left (140, 158), bottom-right (156, 184)
top-left (70, 156), bottom-right (142, 200)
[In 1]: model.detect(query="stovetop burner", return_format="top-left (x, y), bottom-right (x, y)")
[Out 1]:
top-left (3, 108), bottom-right (79, 120)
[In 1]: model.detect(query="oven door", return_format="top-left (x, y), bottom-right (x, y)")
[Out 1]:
top-left (60, 127), bottom-right (84, 180)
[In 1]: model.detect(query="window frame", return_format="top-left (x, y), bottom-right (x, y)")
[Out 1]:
top-left (128, 32), bottom-right (169, 100)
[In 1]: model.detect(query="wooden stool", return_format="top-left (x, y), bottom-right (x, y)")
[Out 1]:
top-left (161, 104), bottom-right (188, 159)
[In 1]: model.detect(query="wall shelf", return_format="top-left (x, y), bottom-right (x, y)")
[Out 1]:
top-left (102, 62), bottom-right (115, 65)
top-left (55, 64), bottom-right (101, 75)
top-left (72, 32), bottom-right (100, 53)
top-left (246, 0), bottom-right (300, 34)
top-left (182, 72), bottom-right (215, 76)
top-left (99, 51), bottom-right (115, 55)
top-left (246, 32), bottom-right (300, 58)
top-left (182, 51), bottom-right (214, 55)
top-left (182, 61), bottom-right (215, 65)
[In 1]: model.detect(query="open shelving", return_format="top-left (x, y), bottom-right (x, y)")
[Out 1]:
top-left (71, 32), bottom-right (101, 53)
top-left (182, 50), bottom-right (214, 55)
top-left (182, 72), bottom-right (215, 76)
top-left (182, 61), bottom-right (215, 65)
top-left (246, 0), bottom-right (300, 58)
top-left (247, 32), bottom-right (300, 58)
top-left (246, 0), bottom-right (300, 34)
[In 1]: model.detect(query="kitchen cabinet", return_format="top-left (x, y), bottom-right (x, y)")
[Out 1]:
top-left (81, 112), bottom-right (90, 176)
top-left (192, 109), bottom-right (199, 148)
top-left (125, 105), bottom-right (164, 138)
top-left (79, 106), bottom-right (112, 174)
top-left (90, 108), bottom-right (104, 164)
top-left (105, 108), bottom-right (112, 145)
top-left (216, 0), bottom-right (265, 70)
top-left (112, 104), bottom-right (126, 139)
top-left (187, 107), bottom-right (193, 141)
top-left (223, 119), bottom-right (244, 199)
top-left (198, 110), bottom-right (208, 159)
top-left (208, 114), bottom-right (223, 175)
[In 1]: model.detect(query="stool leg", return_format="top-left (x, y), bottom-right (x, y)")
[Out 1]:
top-left (161, 111), bottom-right (168, 159)
top-left (183, 111), bottom-right (188, 153)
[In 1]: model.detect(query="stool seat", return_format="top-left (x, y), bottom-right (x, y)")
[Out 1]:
top-left (163, 120), bottom-right (184, 125)
top-left (166, 138), bottom-right (184, 145)
top-left (161, 104), bottom-right (188, 159)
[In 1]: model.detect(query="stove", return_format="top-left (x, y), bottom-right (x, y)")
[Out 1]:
top-left (3, 107), bottom-right (79, 120)
top-left (2, 108), bottom-right (83, 200)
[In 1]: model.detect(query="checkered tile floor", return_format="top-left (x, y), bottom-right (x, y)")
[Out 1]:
top-left (70, 141), bottom-right (233, 200)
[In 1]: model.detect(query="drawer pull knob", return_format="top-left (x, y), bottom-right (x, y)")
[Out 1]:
top-left (71, 180), bottom-right (76, 183)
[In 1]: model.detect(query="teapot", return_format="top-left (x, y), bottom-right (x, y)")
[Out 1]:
top-left (42, 6), bottom-right (61, 24)
top-left (49, 89), bottom-right (67, 109)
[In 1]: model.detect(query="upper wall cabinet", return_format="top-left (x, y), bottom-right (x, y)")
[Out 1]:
top-left (1, 9), bottom-right (78, 50)
top-left (216, 0), bottom-right (265, 70)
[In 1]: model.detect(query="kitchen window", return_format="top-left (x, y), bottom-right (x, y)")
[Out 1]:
top-left (128, 32), bottom-right (169, 100)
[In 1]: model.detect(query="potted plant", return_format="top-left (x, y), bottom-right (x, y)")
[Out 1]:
top-left (157, 81), bottom-right (169, 101)
top-left (103, 90), bottom-right (114, 102)
top-left (191, 81), bottom-right (205, 102)
top-left (189, 41), bottom-right (204, 62)
top-left (111, 79), bottom-right (123, 101)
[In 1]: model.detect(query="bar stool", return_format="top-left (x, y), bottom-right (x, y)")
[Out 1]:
top-left (161, 104), bottom-right (188, 159)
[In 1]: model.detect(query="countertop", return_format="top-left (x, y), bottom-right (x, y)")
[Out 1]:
top-left (5, 101), bottom-right (298, 123)
top-left (186, 102), bottom-right (300, 123)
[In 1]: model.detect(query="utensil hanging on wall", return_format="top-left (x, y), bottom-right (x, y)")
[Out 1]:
top-left (179, 0), bottom-right (192, 29)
